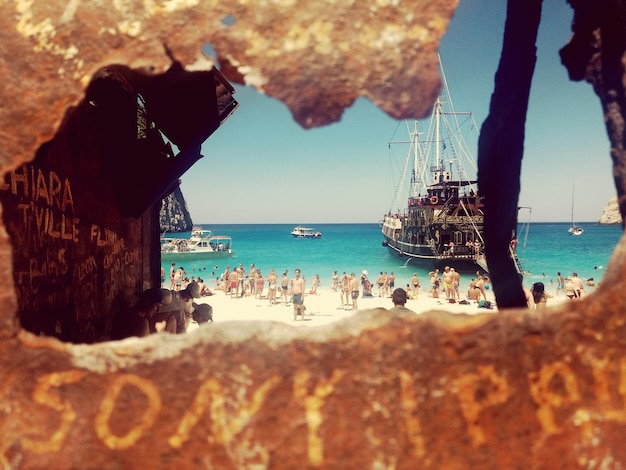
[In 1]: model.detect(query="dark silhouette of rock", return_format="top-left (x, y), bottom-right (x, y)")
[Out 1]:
top-left (160, 185), bottom-right (193, 233)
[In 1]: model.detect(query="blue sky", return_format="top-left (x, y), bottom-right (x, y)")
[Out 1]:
top-left (182, 1), bottom-right (612, 224)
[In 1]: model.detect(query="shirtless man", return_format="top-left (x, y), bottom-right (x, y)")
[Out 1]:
top-left (411, 273), bottom-right (420, 296)
top-left (450, 267), bottom-right (460, 300)
top-left (376, 272), bottom-right (385, 297)
top-left (291, 268), bottom-right (306, 320)
top-left (228, 269), bottom-right (238, 297)
top-left (571, 272), bottom-right (585, 298)
top-left (556, 272), bottom-right (565, 295)
top-left (429, 269), bottom-right (440, 298)
top-left (235, 263), bottom-right (246, 297)
top-left (349, 272), bottom-right (360, 311)
top-left (442, 266), bottom-right (453, 299)
top-left (475, 274), bottom-right (488, 301)
top-left (267, 268), bottom-right (278, 305)
top-left (280, 271), bottom-right (290, 304)
top-left (388, 272), bottom-right (395, 296)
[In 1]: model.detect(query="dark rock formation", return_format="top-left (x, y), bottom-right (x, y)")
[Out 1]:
top-left (160, 185), bottom-right (194, 233)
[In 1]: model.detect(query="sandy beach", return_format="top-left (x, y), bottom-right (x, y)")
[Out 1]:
top-left (187, 284), bottom-right (568, 331)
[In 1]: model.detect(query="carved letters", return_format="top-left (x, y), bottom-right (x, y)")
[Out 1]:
top-left (22, 356), bottom-right (626, 464)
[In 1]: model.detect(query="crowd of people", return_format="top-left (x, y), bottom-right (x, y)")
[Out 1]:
top-left (109, 260), bottom-right (596, 341)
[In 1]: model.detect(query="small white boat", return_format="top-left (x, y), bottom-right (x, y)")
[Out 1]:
top-left (161, 227), bottom-right (234, 259)
top-left (291, 226), bottom-right (322, 238)
top-left (568, 182), bottom-right (584, 236)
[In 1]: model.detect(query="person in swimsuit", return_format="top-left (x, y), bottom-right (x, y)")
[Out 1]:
top-left (291, 268), bottom-right (305, 320)
top-left (411, 273), bottom-right (420, 296)
top-left (280, 271), bottom-right (290, 304)
top-left (556, 271), bottom-right (565, 295)
top-left (340, 272), bottom-right (350, 307)
top-left (350, 272), bottom-right (359, 311)
top-left (442, 266), bottom-right (453, 299)
top-left (531, 282), bottom-right (552, 309)
top-left (256, 268), bottom-right (264, 299)
top-left (267, 268), bottom-right (278, 305)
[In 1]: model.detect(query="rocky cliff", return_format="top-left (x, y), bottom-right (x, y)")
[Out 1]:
top-left (599, 196), bottom-right (622, 225)
top-left (159, 184), bottom-right (194, 232)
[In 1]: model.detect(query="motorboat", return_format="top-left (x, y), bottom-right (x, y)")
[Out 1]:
top-left (161, 226), bottom-right (234, 259)
top-left (291, 226), bottom-right (322, 238)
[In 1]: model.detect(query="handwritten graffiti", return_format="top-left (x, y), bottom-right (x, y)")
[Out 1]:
top-left (3, 165), bottom-right (75, 213)
top-left (22, 357), bottom-right (626, 465)
top-left (28, 249), bottom-right (69, 293)
top-left (74, 256), bottom-right (97, 284)
top-left (17, 202), bottom-right (80, 244)
top-left (90, 225), bottom-right (125, 253)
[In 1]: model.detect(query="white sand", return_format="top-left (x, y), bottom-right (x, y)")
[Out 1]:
top-left (187, 285), bottom-right (568, 330)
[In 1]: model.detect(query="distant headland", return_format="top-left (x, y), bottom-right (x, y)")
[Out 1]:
top-left (599, 196), bottom-right (622, 225)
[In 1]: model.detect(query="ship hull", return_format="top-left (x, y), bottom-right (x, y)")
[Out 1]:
top-left (382, 235), bottom-right (485, 272)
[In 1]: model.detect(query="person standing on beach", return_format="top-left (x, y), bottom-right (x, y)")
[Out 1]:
top-left (228, 269), bottom-right (238, 297)
top-left (331, 271), bottom-right (338, 292)
top-left (382, 272), bottom-right (390, 298)
top-left (236, 263), bottom-right (246, 297)
top-left (475, 274), bottom-right (488, 301)
top-left (442, 267), bottom-right (454, 300)
top-left (281, 271), bottom-right (290, 305)
top-left (249, 263), bottom-right (256, 297)
top-left (267, 268), bottom-right (278, 305)
top-left (256, 268), bottom-right (264, 299)
top-left (411, 273), bottom-right (420, 296)
top-left (451, 268), bottom-right (460, 300)
top-left (310, 274), bottom-right (320, 295)
top-left (222, 265), bottom-right (231, 295)
top-left (174, 266), bottom-right (184, 291)
top-left (376, 272), bottom-right (385, 297)
top-left (169, 262), bottom-right (176, 290)
top-left (556, 272), bottom-right (564, 295)
top-left (340, 272), bottom-right (350, 307)
top-left (350, 272), bottom-right (360, 311)
top-left (291, 268), bottom-right (306, 320)
top-left (571, 272), bottom-right (585, 298)
top-left (388, 272), bottom-right (395, 296)
top-left (429, 270), bottom-right (439, 298)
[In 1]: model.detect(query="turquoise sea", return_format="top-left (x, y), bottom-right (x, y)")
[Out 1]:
top-left (162, 223), bottom-right (622, 294)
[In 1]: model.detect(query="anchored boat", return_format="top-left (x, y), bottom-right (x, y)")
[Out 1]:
top-left (291, 226), bottom-right (322, 238)
top-left (381, 55), bottom-right (521, 273)
top-left (161, 226), bottom-right (234, 260)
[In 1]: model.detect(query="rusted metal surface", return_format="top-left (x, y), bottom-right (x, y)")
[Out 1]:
top-left (2, 0), bottom-right (626, 468)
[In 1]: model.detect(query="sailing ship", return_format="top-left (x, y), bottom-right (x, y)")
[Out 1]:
top-left (381, 55), bottom-right (495, 272)
top-left (568, 182), bottom-right (584, 236)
